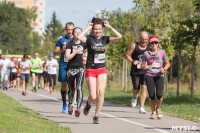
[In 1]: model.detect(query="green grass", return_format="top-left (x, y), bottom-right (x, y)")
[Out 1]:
top-left (0, 92), bottom-right (72, 133)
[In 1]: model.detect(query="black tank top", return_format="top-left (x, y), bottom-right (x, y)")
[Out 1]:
top-left (130, 42), bottom-right (150, 75)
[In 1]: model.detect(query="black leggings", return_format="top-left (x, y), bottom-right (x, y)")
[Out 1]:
top-left (48, 74), bottom-right (56, 87)
top-left (43, 71), bottom-right (48, 83)
top-left (146, 76), bottom-right (164, 100)
top-left (67, 68), bottom-right (84, 109)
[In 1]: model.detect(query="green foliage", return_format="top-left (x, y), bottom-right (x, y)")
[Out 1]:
top-left (0, 2), bottom-right (41, 54)
top-left (39, 11), bottom-right (64, 57)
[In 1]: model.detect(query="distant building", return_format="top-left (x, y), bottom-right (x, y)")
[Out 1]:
top-left (2, 0), bottom-right (45, 37)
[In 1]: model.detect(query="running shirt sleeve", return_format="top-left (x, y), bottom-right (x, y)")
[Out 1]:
top-left (56, 37), bottom-right (62, 48)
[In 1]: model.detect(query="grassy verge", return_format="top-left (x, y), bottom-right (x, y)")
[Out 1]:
top-left (0, 92), bottom-right (72, 133)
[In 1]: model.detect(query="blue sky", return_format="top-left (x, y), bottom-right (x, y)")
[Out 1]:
top-left (45, 0), bottom-right (133, 29)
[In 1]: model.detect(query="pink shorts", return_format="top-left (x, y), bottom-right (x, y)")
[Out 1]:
top-left (85, 67), bottom-right (107, 78)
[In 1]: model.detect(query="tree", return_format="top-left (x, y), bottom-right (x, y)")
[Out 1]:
top-left (0, 2), bottom-right (40, 54)
top-left (40, 11), bottom-right (64, 57)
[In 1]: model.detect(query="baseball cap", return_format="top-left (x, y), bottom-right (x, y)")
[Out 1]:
top-left (149, 35), bottom-right (159, 43)
top-left (49, 53), bottom-right (54, 57)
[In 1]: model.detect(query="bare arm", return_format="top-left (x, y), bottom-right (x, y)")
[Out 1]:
top-left (78, 23), bottom-right (93, 43)
top-left (82, 49), bottom-right (87, 65)
top-left (65, 47), bottom-right (82, 61)
top-left (54, 46), bottom-right (66, 56)
top-left (103, 21), bottom-right (122, 43)
top-left (125, 43), bottom-right (139, 65)
top-left (160, 60), bottom-right (170, 74)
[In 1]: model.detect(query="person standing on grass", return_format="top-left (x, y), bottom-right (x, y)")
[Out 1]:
top-left (30, 52), bottom-right (43, 92)
top-left (0, 54), bottom-right (11, 90)
top-left (46, 53), bottom-right (59, 94)
top-left (20, 54), bottom-right (32, 96)
top-left (78, 17), bottom-right (122, 124)
top-left (54, 22), bottom-right (74, 113)
top-left (65, 27), bottom-right (87, 117)
top-left (125, 31), bottom-right (150, 114)
top-left (141, 35), bottom-right (170, 119)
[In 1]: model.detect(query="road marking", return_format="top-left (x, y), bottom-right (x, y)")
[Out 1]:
top-left (27, 91), bottom-right (169, 133)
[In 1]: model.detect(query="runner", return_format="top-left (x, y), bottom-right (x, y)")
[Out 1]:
top-left (8, 57), bottom-right (18, 91)
top-left (54, 22), bottom-right (74, 113)
top-left (78, 18), bottom-right (122, 124)
top-left (20, 54), bottom-right (32, 96)
top-left (141, 35), bottom-right (170, 119)
top-left (43, 58), bottom-right (49, 91)
top-left (17, 58), bottom-right (22, 91)
top-left (30, 51), bottom-right (42, 92)
top-left (0, 54), bottom-right (11, 90)
top-left (38, 57), bottom-right (44, 90)
top-left (125, 31), bottom-right (150, 113)
top-left (65, 27), bottom-right (87, 117)
top-left (46, 53), bottom-right (59, 94)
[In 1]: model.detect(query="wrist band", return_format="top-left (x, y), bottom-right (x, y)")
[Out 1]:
top-left (109, 26), bottom-right (112, 30)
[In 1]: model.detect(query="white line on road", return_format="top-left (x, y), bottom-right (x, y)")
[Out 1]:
top-left (27, 91), bottom-right (169, 133)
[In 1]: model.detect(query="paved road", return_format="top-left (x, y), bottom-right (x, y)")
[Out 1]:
top-left (1, 88), bottom-right (200, 133)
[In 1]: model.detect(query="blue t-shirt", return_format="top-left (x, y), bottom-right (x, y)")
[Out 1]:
top-left (56, 35), bottom-right (73, 67)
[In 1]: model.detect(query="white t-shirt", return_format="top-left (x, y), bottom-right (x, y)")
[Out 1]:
top-left (8, 61), bottom-right (17, 73)
top-left (0, 59), bottom-right (11, 73)
top-left (46, 59), bottom-right (58, 74)
top-left (20, 59), bottom-right (32, 74)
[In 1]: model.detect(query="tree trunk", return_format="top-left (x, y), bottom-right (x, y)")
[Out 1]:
top-left (169, 59), bottom-right (173, 83)
top-left (177, 51), bottom-right (181, 97)
top-left (125, 59), bottom-right (128, 92)
top-left (119, 65), bottom-right (121, 88)
top-left (191, 46), bottom-right (196, 98)
top-left (122, 58), bottom-right (125, 91)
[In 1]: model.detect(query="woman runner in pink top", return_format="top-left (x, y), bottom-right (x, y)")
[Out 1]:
top-left (141, 35), bottom-right (170, 119)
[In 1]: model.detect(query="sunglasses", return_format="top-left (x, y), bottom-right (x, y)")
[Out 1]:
top-left (150, 41), bottom-right (158, 45)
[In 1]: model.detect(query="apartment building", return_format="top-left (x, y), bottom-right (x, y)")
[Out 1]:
top-left (3, 0), bottom-right (45, 37)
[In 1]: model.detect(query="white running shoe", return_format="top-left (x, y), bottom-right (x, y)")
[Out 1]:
top-left (139, 106), bottom-right (146, 114)
top-left (73, 100), bottom-right (77, 105)
top-left (131, 97), bottom-right (137, 107)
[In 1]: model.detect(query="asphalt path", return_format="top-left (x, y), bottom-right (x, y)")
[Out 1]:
top-left (1, 88), bottom-right (200, 133)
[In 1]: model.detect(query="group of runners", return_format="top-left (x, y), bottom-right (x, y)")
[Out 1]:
top-left (0, 17), bottom-right (170, 124)
top-left (0, 52), bottom-right (59, 96)
top-left (53, 17), bottom-right (170, 124)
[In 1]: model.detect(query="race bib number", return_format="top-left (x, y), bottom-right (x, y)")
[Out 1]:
top-left (33, 63), bottom-right (38, 66)
top-left (152, 63), bottom-right (161, 69)
top-left (72, 45), bottom-right (83, 54)
top-left (94, 53), bottom-right (105, 63)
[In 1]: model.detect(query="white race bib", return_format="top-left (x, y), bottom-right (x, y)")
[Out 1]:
top-left (94, 53), bottom-right (105, 63)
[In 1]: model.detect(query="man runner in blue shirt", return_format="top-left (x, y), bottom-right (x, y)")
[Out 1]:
top-left (54, 22), bottom-right (74, 113)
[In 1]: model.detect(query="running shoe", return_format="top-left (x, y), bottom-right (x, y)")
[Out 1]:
top-left (150, 111), bottom-right (156, 120)
top-left (139, 106), bottom-right (146, 114)
top-left (93, 116), bottom-right (99, 124)
top-left (131, 96), bottom-right (138, 107)
top-left (75, 108), bottom-right (80, 117)
top-left (53, 87), bottom-right (56, 92)
top-left (73, 99), bottom-right (77, 105)
top-left (83, 101), bottom-right (91, 116)
top-left (156, 108), bottom-right (163, 119)
top-left (68, 105), bottom-right (73, 115)
top-left (32, 87), bottom-right (36, 92)
top-left (5, 87), bottom-right (8, 90)
top-left (22, 91), bottom-right (26, 96)
top-left (62, 104), bottom-right (68, 113)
